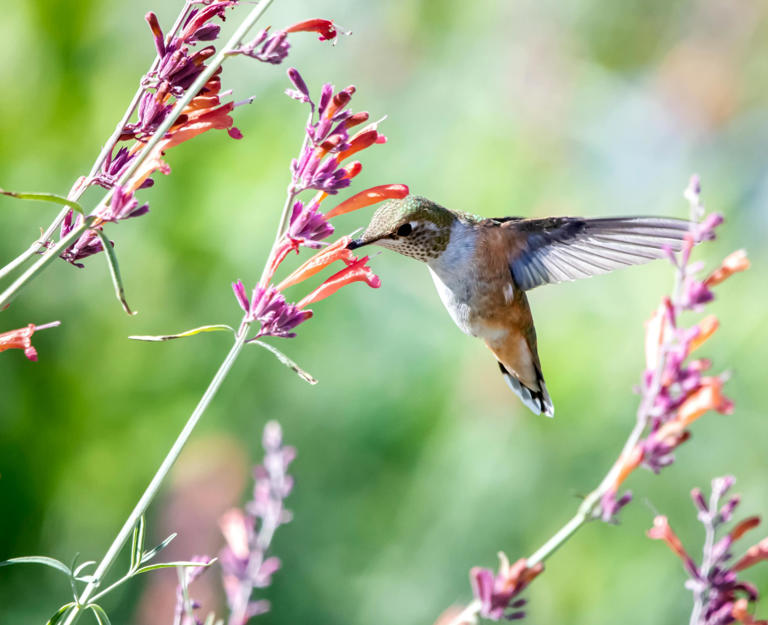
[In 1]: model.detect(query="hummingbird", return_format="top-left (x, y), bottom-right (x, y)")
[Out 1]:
top-left (347, 195), bottom-right (691, 417)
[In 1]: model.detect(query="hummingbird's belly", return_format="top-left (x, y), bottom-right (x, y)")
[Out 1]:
top-left (427, 266), bottom-right (487, 338)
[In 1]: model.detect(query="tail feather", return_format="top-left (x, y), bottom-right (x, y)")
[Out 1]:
top-left (498, 361), bottom-right (554, 417)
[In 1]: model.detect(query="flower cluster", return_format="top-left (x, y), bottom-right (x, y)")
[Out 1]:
top-left (0, 321), bottom-right (60, 361)
top-left (286, 67), bottom-right (386, 195)
top-left (648, 476), bottom-right (768, 624)
top-left (599, 177), bottom-right (749, 522)
top-left (218, 421), bottom-right (295, 624)
top-left (58, 4), bottom-right (343, 268)
top-left (470, 554), bottom-right (543, 621)
top-left (232, 71), bottom-right (408, 341)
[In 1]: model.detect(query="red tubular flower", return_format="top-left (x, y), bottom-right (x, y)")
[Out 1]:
top-left (732, 599), bottom-right (768, 625)
top-left (689, 315), bottom-right (719, 353)
top-left (337, 129), bottom-right (383, 162)
top-left (676, 376), bottom-right (733, 426)
top-left (298, 256), bottom-right (380, 307)
top-left (0, 321), bottom-right (60, 361)
top-left (325, 184), bottom-right (410, 219)
top-left (647, 516), bottom-right (699, 577)
top-left (276, 236), bottom-right (355, 290)
top-left (733, 537), bottom-right (768, 572)
top-left (0, 324), bottom-right (37, 361)
top-left (284, 18), bottom-right (339, 41)
top-left (705, 249), bottom-right (751, 287)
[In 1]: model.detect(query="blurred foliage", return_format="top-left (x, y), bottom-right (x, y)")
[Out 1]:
top-left (1, 0), bottom-right (766, 624)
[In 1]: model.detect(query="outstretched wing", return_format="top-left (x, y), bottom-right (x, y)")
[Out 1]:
top-left (498, 216), bottom-right (691, 291)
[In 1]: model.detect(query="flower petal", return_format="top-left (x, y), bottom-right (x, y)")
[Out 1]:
top-left (325, 184), bottom-right (410, 219)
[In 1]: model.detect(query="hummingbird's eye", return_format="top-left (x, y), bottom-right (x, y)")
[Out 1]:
top-left (397, 223), bottom-right (413, 237)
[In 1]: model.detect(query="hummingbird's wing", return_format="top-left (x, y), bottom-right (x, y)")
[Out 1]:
top-left (495, 216), bottom-right (691, 291)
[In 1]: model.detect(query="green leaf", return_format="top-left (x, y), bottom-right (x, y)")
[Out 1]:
top-left (94, 229), bottom-right (135, 316)
top-left (134, 558), bottom-right (216, 575)
top-left (73, 560), bottom-right (97, 578)
top-left (140, 532), bottom-right (177, 564)
top-left (87, 604), bottom-right (112, 625)
top-left (0, 556), bottom-right (72, 576)
top-left (129, 516), bottom-right (146, 573)
top-left (46, 603), bottom-right (76, 625)
top-left (0, 188), bottom-right (85, 214)
top-left (250, 339), bottom-right (318, 385)
top-left (128, 324), bottom-right (235, 342)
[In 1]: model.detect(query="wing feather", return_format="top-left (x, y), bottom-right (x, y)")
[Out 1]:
top-left (502, 216), bottom-right (692, 290)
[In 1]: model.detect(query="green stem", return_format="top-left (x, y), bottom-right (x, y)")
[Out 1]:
top-left (61, 327), bottom-right (250, 625)
top-left (0, 219), bottom-right (94, 310)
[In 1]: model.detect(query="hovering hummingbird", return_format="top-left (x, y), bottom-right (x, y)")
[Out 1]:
top-left (348, 195), bottom-right (691, 417)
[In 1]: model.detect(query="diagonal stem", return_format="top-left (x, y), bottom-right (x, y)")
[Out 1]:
top-left (61, 326), bottom-right (250, 625)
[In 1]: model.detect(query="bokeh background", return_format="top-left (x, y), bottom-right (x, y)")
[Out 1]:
top-left (1, 0), bottom-right (766, 623)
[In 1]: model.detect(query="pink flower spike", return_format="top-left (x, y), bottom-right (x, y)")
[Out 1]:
top-left (284, 18), bottom-right (339, 41)
top-left (298, 256), bottom-right (381, 307)
top-left (325, 184), bottom-right (410, 219)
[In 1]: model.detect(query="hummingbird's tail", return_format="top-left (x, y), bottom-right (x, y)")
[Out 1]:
top-left (498, 361), bottom-right (554, 417)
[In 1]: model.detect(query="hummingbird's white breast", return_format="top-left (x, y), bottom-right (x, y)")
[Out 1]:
top-left (426, 220), bottom-right (485, 337)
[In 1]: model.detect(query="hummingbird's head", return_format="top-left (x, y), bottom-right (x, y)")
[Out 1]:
top-left (347, 195), bottom-right (454, 262)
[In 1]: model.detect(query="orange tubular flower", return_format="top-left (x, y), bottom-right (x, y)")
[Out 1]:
top-left (689, 314), bottom-right (719, 352)
top-left (0, 324), bottom-right (37, 361)
top-left (647, 516), bottom-right (696, 567)
top-left (676, 376), bottom-right (733, 426)
top-left (298, 256), bottom-right (380, 307)
top-left (0, 321), bottom-right (60, 361)
top-left (337, 128), bottom-right (383, 162)
top-left (733, 537), bottom-right (768, 572)
top-left (732, 599), bottom-right (768, 625)
top-left (705, 249), bottom-right (751, 287)
top-left (325, 184), bottom-right (410, 219)
top-left (276, 236), bottom-right (355, 290)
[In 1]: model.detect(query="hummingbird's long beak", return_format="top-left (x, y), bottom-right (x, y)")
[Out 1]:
top-left (347, 238), bottom-right (366, 250)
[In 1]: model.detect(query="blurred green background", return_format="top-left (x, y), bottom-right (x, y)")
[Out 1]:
top-left (1, 0), bottom-right (766, 623)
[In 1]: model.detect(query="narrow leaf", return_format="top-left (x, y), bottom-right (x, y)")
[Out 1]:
top-left (87, 604), bottom-right (112, 625)
top-left (130, 516), bottom-right (146, 573)
top-left (129, 325), bottom-right (235, 342)
top-left (0, 556), bottom-right (72, 576)
top-left (250, 340), bottom-right (318, 384)
top-left (46, 603), bottom-right (76, 625)
top-left (73, 560), bottom-right (97, 578)
top-left (0, 188), bottom-right (85, 214)
top-left (94, 229), bottom-right (135, 316)
top-left (140, 532), bottom-right (177, 564)
top-left (134, 559), bottom-right (216, 575)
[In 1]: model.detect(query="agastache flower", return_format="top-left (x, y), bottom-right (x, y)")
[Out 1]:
top-left (0, 321), bottom-right (60, 361)
top-left (286, 68), bottom-right (387, 195)
top-left (469, 553), bottom-right (543, 621)
top-left (219, 421), bottom-right (295, 624)
top-left (596, 181), bottom-right (747, 523)
top-left (232, 282), bottom-right (312, 339)
top-left (648, 477), bottom-right (768, 624)
top-left (236, 18), bottom-right (342, 64)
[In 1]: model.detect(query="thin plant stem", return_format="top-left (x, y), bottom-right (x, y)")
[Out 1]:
top-left (0, 219), bottom-right (94, 309)
top-left (62, 326), bottom-right (250, 625)
top-left (0, 0), bottom-right (274, 307)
